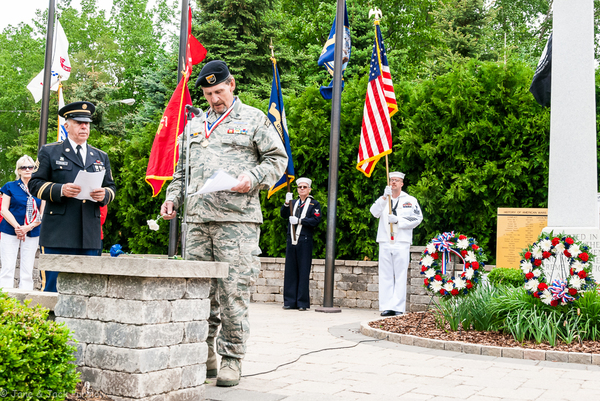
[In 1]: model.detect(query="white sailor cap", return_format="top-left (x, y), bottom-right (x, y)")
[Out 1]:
top-left (296, 177), bottom-right (312, 187)
top-left (389, 172), bottom-right (405, 179)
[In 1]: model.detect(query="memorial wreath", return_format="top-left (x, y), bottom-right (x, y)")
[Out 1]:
top-left (420, 232), bottom-right (487, 298)
top-left (520, 233), bottom-right (596, 306)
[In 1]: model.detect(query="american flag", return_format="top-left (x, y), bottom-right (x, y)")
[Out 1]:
top-left (356, 23), bottom-right (398, 177)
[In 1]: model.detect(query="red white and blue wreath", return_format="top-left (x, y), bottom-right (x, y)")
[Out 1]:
top-left (520, 233), bottom-right (595, 306)
top-left (420, 232), bottom-right (487, 297)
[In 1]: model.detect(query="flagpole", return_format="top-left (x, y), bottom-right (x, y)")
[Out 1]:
top-left (379, 11), bottom-right (394, 242)
top-left (317, 0), bottom-right (345, 313)
top-left (385, 154), bottom-right (395, 241)
top-left (37, 0), bottom-right (56, 151)
top-left (168, 0), bottom-right (189, 258)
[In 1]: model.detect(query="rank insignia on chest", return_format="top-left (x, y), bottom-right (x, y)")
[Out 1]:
top-left (227, 129), bottom-right (235, 134)
top-left (403, 202), bottom-right (413, 208)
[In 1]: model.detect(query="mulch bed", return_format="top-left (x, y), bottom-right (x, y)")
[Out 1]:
top-left (65, 382), bottom-right (113, 401)
top-left (369, 311), bottom-right (600, 354)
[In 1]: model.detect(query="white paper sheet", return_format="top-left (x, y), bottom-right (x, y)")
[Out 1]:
top-left (73, 170), bottom-right (106, 201)
top-left (190, 170), bottom-right (240, 195)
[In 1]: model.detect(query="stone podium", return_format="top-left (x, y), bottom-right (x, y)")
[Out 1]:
top-left (39, 254), bottom-right (228, 401)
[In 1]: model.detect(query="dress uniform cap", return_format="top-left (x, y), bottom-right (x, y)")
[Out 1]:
top-left (58, 101), bottom-right (95, 122)
top-left (196, 60), bottom-right (231, 88)
top-left (296, 177), bottom-right (312, 187)
top-left (389, 172), bottom-right (405, 179)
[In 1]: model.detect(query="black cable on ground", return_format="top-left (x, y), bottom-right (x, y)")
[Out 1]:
top-left (241, 339), bottom-right (382, 378)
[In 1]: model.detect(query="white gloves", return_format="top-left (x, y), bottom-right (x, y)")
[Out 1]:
top-left (388, 214), bottom-right (399, 224)
top-left (289, 216), bottom-right (299, 225)
top-left (285, 192), bottom-right (293, 204)
top-left (383, 186), bottom-right (392, 198)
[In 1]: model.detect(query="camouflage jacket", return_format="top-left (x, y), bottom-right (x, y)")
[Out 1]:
top-left (166, 97), bottom-right (288, 223)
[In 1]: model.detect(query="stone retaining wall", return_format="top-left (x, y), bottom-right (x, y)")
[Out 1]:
top-left (1, 247), bottom-right (493, 315)
top-left (252, 247), bottom-right (493, 312)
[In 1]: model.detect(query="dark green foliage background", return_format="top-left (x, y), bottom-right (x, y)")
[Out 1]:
top-left (5, 0), bottom-right (600, 263)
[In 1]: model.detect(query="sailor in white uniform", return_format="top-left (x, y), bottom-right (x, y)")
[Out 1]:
top-left (370, 172), bottom-right (423, 316)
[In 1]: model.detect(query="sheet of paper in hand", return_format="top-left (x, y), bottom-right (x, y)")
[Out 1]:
top-left (190, 169), bottom-right (240, 195)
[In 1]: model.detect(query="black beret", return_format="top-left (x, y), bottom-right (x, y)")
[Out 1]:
top-left (195, 60), bottom-right (231, 88)
top-left (58, 101), bottom-right (95, 122)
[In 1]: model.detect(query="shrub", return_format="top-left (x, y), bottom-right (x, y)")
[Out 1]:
top-left (0, 292), bottom-right (79, 400)
top-left (488, 267), bottom-right (524, 288)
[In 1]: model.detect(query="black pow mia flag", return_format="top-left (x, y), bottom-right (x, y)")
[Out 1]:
top-left (530, 33), bottom-right (552, 107)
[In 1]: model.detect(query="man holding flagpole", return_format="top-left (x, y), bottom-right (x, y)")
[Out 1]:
top-left (370, 172), bottom-right (422, 316)
top-left (160, 60), bottom-right (287, 387)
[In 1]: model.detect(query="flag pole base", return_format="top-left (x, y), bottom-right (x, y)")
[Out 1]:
top-left (315, 306), bottom-right (342, 313)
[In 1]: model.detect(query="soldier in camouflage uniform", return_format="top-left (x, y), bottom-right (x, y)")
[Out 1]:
top-left (161, 60), bottom-right (287, 387)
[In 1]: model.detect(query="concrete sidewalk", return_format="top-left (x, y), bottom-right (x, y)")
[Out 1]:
top-left (205, 303), bottom-right (600, 401)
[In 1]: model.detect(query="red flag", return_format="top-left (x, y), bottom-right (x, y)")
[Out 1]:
top-left (185, 7), bottom-right (207, 72)
top-left (145, 77), bottom-right (192, 197)
top-left (145, 6), bottom-right (206, 197)
top-left (356, 22), bottom-right (397, 177)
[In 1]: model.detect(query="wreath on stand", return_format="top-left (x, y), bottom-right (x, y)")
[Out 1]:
top-left (420, 232), bottom-right (488, 298)
top-left (520, 233), bottom-right (596, 306)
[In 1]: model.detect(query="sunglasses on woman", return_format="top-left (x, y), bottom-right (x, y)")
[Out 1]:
top-left (19, 166), bottom-right (35, 170)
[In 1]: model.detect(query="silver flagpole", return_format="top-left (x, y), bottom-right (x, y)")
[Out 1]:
top-left (37, 0), bottom-right (55, 151)
top-left (316, 0), bottom-right (344, 313)
top-left (169, 0), bottom-right (189, 258)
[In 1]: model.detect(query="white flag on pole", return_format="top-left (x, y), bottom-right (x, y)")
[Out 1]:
top-left (27, 20), bottom-right (71, 103)
top-left (58, 83), bottom-right (68, 141)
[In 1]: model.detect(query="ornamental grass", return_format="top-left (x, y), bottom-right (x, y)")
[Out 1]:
top-left (434, 282), bottom-right (600, 346)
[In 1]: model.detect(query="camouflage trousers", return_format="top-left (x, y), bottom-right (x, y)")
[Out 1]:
top-left (185, 222), bottom-right (261, 359)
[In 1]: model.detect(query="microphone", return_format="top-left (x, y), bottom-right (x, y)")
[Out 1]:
top-left (185, 104), bottom-right (202, 116)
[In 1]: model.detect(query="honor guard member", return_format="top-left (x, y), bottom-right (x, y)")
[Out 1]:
top-left (29, 101), bottom-right (116, 292)
top-left (280, 177), bottom-right (322, 311)
top-left (160, 60), bottom-right (287, 387)
top-left (370, 172), bottom-right (422, 316)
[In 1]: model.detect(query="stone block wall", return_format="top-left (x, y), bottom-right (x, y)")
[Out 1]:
top-left (253, 258), bottom-right (380, 309)
top-left (253, 247), bottom-right (493, 312)
top-left (54, 273), bottom-right (210, 401)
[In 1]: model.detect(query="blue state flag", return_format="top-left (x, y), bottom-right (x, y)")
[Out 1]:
top-left (267, 58), bottom-right (295, 199)
top-left (317, 0), bottom-right (351, 100)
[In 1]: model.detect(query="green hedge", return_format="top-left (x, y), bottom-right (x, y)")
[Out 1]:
top-left (0, 292), bottom-right (79, 400)
top-left (488, 267), bottom-right (524, 288)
